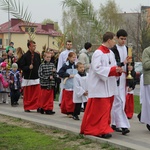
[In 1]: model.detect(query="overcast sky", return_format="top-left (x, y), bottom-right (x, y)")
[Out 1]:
top-left (0, 0), bottom-right (150, 28)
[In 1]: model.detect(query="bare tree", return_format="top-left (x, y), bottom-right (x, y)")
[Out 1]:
top-left (99, 0), bottom-right (123, 32)
top-left (61, 0), bottom-right (122, 52)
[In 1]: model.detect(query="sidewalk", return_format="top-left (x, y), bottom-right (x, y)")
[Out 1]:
top-left (0, 100), bottom-right (150, 150)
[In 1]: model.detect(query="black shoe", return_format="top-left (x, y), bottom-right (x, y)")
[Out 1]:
top-left (11, 104), bottom-right (17, 107)
top-left (122, 128), bottom-right (130, 135)
top-left (16, 102), bottom-right (19, 105)
top-left (14, 102), bottom-right (19, 105)
top-left (73, 115), bottom-right (80, 120)
top-left (25, 110), bottom-right (30, 112)
top-left (111, 125), bottom-right (122, 132)
top-left (146, 124), bottom-right (150, 131)
top-left (45, 110), bottom-right (55, 115)
top-left (37, 108), bottom-right (41, 113)
top-left (40, 108), bottom-right (45, 114)
top-left (80, 108), bottom-right (84, 112)
top-left (137, 112), bottom-right (141, 122)
top-left (100, 134), bottom-right (112, 139)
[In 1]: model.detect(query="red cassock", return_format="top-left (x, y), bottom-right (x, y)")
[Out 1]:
top-left (61, 89), bottom-right (75, 114)
top-left (39, 89), bottom-right (54, 110)
top-left (80, 97), bottom-right (114, 136)
top-left (125, 93), bottom-right (134, 119)
top-left (23, 84), bottom-right (40, 110)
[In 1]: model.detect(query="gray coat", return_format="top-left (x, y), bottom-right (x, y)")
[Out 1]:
top-left (142, 46), bottom-right (150, 85)
top-left (78, 49), bottom-right (90, 73)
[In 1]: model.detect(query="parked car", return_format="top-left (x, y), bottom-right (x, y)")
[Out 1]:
top-left (134, 62), bottom-right (142, 84)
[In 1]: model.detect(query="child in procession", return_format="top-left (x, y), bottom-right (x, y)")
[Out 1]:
top-left (58, 52), bottom-right (77, 118)
top-left (38, 51), bottom-right (56, 115)
top-left (0, 62), bottom-right (9, 104)
top-left (73, 62), bottom-right (88, 120)
top-left (9, 63), bottom-right (21, 106)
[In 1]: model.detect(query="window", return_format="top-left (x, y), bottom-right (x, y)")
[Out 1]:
top-left (0, 39), bottom-right (2, 45)
top-left (30, 28), bottom-right (35, 32)
top-left (25, 27), bottom-right (35, 33)
top-left (25, 27), bottom-right (28, 32)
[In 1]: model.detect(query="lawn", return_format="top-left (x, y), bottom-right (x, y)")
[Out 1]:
top-left (0, 94), bottom-right (141, 150)
top-left (0, 115), bottom-right (121, 150)
top-left (134, 95), bottom-right (141, 114)
top-left (56, 93), bottom-right (141, 114)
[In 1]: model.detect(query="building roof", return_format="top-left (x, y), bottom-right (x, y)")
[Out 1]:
top-left (0, 18), bottom-right (61, 36)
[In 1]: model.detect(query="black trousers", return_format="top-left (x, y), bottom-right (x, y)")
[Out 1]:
top-left (73, 102), bottom-right (87, 116)
top-left (10, 89), bottom-right (20, 105)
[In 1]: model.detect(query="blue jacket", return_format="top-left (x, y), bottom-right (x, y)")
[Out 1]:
top-left (58, 61), bottom-right (77, 89)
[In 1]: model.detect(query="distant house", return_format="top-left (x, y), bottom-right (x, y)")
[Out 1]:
top-left (119, 6), bottom-right (150, 61)
top-left (0, 18), bottom-right (62, 53)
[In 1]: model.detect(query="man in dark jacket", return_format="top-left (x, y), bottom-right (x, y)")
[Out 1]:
top-left (20, 40), bottom-right (41, 112)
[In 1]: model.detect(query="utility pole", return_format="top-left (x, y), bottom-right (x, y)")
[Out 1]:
top-left (8, 0), bottom-right (11, 44)
top-left (88, 6), bottom-right (91, 42)
top-left (136, 13), bottom-right (140, 61)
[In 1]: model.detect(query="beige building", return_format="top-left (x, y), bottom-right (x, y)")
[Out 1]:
top-left (0, 18), bottom-right (62, 53)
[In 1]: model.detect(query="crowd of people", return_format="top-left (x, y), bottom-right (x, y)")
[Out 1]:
top-left (0, 29), bottom-right (149, 139)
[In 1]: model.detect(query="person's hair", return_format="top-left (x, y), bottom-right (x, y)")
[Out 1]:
top-left (9, 42), bottom-right (14, 45)
top-left (27, 40), bottom-right (36, 48)
top-left (43, 51), bottom-right (51, 58)
top-left (66, 52), bottom-right (76, 61)
top-left (16, 47), bottom-right (24, 60)
top-left (76, 62), bottom-right (83, 68)
top-left (103, 32), bottom-right (115, 43)
top-left (116, 29), bottom-right (128, 38)
top-left (46, 48), bottom-right (54, 53)
top-left (2, 52), bottom-right (7, 57)
top-left (84, 42), bottom-right (92, 50)
top-left (66, 40), bottom-right (72, 44)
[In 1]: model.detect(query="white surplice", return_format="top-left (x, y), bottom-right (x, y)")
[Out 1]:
top-left (111, 45), bottom-right (130, 128)
top-left (88, 49), bottom-right (118, 98)
top-left (140, 74), bottom-right (144, 104)
top-left (73, 73), bottom-right (88, 103)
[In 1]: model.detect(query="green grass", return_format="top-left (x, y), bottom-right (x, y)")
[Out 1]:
top-left (55, 93), bottom-right (59, 101)
top-left (134, 95), bottom-right (141, 114)
top-left (0, 115), bottom-right (123, 150)
top-left (56, 93), bottom-right (141, 114)
top-left (0, 123), bottom-right (61, 150)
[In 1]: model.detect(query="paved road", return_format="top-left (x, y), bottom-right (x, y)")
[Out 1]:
top-left (134, 84), bottom-right (140, 96)
top-left (0, 98), bottom-right (150, 150)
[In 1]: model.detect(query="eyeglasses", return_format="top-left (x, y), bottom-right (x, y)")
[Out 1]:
top-left (120, 38), bottom-right (127, 41)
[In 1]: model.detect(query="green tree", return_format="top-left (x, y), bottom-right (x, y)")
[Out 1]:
top-left (42, 18), bottom-right (61, 32)
top-left (98, 0), bottom-right (123, 33)
top-left (61, 0), bottom-right (122, 51)
top-left (62, 0), bottom-right (102, 51)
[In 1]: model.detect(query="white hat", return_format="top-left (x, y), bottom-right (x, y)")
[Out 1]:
top-left (12, 63), bottom-right (18, 68)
